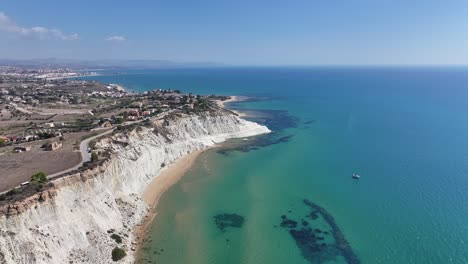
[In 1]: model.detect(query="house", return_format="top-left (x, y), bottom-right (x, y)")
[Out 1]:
top-left (131, 102), bottom-right (143, 108)
top-left (24, 135), bottom-right (38, 141)
top-left (102, 121), bottom-right (112, 128)
top-left (142, 111), bottom-right (151, 116)
top-left (127, 116), bottom-right (137, 121)
top-left (14, 146), bottom-right (31, 153)
top-left (46, 142), bottom-right (62, 151)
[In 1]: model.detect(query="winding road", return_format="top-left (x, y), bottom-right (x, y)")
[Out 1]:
top-left (47, 128), bottom-right (115, 179)
top-left (0, 117), bottom-right (158, 195)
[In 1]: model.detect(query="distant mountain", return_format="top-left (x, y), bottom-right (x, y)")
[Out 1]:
top-left (0, 58), bottom-right (223, 70)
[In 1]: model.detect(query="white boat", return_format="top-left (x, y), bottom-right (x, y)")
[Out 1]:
top-left (352, 173), bottom-right (360, 179)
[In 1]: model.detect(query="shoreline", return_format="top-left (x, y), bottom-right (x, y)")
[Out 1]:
top-left (133, 95), bottom-right (248, 260)
top-left (217, 95), bottom-right (248, 117)
top-left (133, 95), bottom-right (254, 261)
top-left (108, 83), bottom-right (128, 93)
top-left (134, 149), bottom-right (209, 258)
top-left (41, 73), bottom-right (105, 80)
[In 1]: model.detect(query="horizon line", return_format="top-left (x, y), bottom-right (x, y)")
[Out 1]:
top-left (1, 58), bottom-right (468, 68)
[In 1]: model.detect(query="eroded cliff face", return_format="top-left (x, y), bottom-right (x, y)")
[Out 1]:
top-left (0, 112), bottom-right (270, 264)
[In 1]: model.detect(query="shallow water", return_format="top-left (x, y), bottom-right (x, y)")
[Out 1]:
top-left (84, 67), bottom-right (468, 263)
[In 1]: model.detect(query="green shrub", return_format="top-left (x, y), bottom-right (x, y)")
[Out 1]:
top-left (111, 247), bottom-right (126, 262)
top-left (6, 188), bottom-right (21, 196)
top-left (89, 140), bottom-right (97, 149)
top-left (32, 181), bottom-right (44, 192)
top-left (110, 234), bottom-right (122, 244)
top-left (91, 151), bottom-right (98, 162)
top-left (31, 171), bottom-right (47, 184)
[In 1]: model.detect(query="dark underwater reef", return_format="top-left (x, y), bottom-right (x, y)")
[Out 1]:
top-left (277, 199), bottom-right (360, 264)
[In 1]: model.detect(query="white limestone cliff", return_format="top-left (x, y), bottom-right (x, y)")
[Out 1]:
top-left (0, 112), bottom-right (270, 264)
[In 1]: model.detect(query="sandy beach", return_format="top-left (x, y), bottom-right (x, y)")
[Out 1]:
top-left (134, 95), bottom-right (250, 258)
top-left (42, 72), bottom-right (104, 80)
top-left (109, 83), bottom-right (128, 92)
top-left (216, 95), bottom-right (248, 117)
top-left (134, 149), bottom-right (208, 256)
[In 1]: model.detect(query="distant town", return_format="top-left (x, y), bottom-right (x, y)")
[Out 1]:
top-left (0, 65), bottom-right (229, 195)
top-left (0, 65), bottom-right (100, 80)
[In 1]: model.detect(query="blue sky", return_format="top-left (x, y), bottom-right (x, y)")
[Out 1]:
top-left (1, 0), bottom-right (468, 65)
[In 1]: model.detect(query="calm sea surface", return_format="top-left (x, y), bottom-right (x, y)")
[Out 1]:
top-left (83, 67), bottom-right (468, 263)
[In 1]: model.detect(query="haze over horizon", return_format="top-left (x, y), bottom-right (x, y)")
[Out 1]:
top-left (1, 0), bottom-right (468, 66)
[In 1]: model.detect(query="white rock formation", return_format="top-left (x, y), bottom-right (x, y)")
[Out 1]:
top-left (0, 112), bottom-right (270, 264)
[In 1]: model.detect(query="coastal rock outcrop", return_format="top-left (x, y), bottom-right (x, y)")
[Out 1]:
top-left (0, 112), bottom-right (270, 264)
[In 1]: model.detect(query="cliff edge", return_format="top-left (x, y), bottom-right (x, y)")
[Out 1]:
top-left (0, 111), bottom-right (270, 264)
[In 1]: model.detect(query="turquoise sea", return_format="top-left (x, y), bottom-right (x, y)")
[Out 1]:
top-left (83, 67), bottom-right (468, 263)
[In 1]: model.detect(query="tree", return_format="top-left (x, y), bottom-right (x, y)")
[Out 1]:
top-left (31, 171), bottom-right (47, 184)
top-left (91, 151), bottom-right (98, 162)
top-left (110, 234), bottom-right (122, 244)
top-left (111, 247), bottom-right (126, 262)
top-left (0, 138), bottom-right (5, 146)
